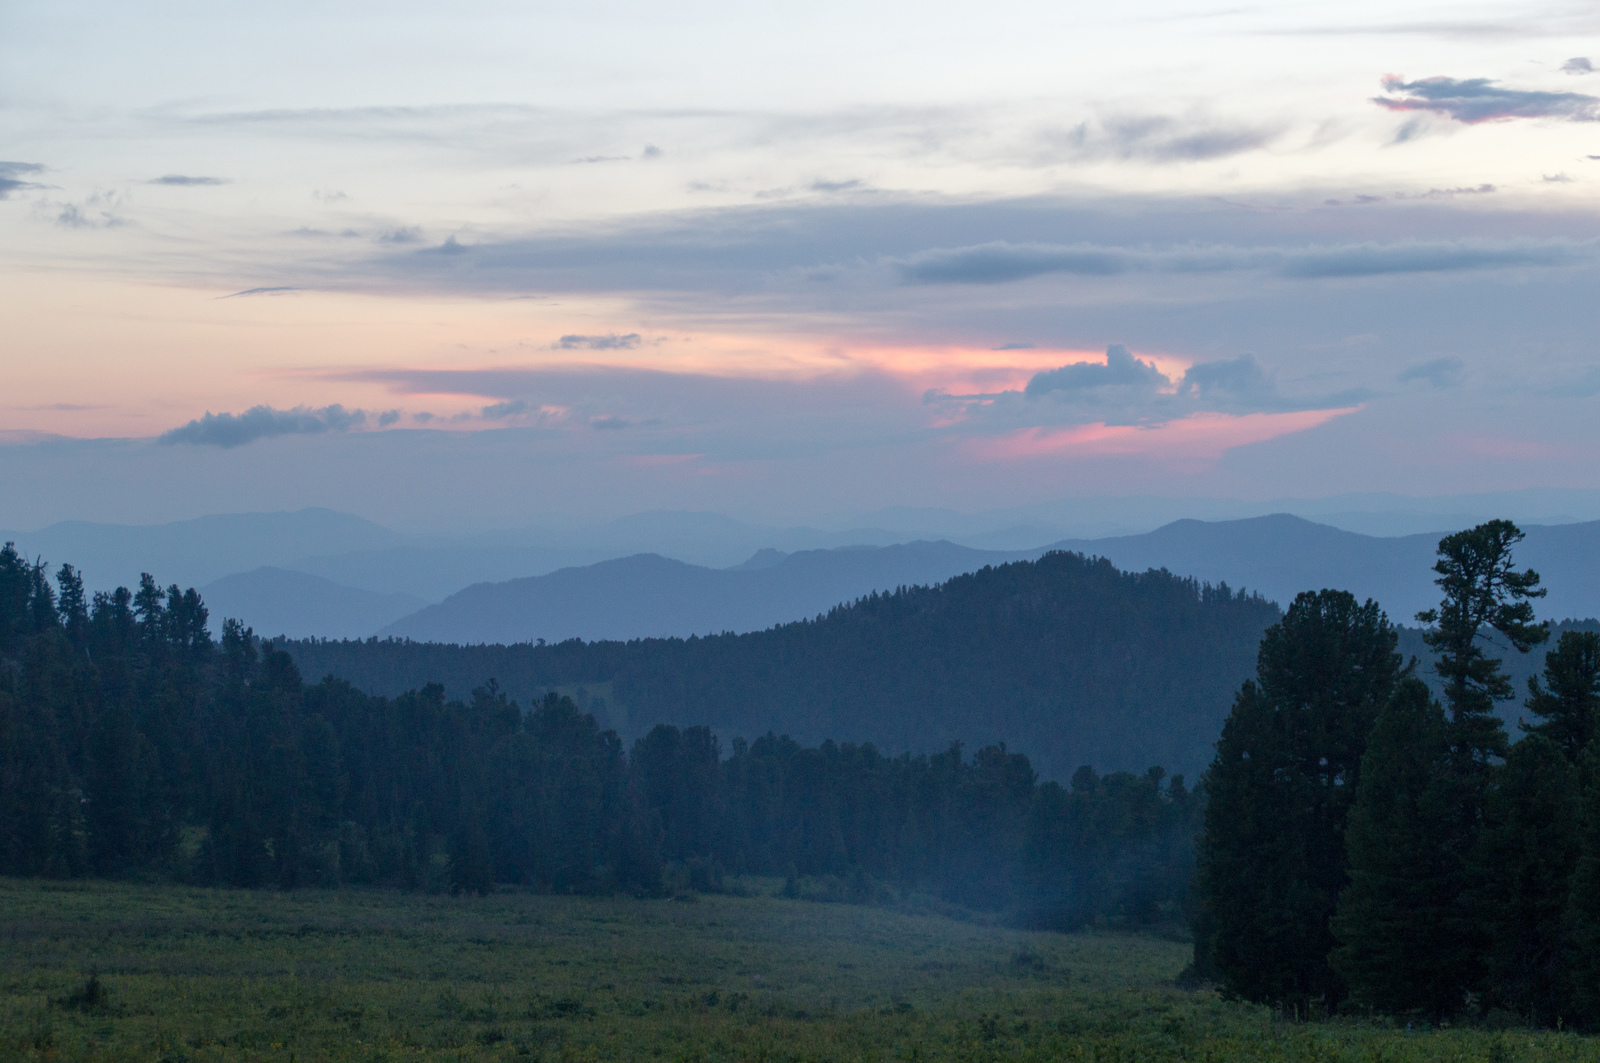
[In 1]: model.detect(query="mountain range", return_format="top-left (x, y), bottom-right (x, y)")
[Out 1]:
top-left (378, 514), bottom-right (1600, 645)
top-left (6, 507), bottom-right (1598, 643)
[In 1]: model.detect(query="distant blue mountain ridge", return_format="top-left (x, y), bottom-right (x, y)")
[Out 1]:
top-left (4, 508), bottom-right (1597, 645)
top-left (375, 514), bottom-right (1600, 646)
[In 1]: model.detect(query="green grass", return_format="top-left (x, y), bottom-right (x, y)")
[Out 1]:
top-left (0, 877), bottom-right (1591, 1062)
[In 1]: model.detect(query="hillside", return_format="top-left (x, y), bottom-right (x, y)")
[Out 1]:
top-left (287, 550), bottom-right (1281, 779)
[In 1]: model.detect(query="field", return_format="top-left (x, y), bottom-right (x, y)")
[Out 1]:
top-left (0, 878), bottom-right (1592, 1063)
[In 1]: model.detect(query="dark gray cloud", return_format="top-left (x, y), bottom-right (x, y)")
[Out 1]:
top-left (149, 174), bottom-right (228, 186)
top-left (159, 404), bottom-right (366, 448)
top-left (1374, 75), bottom-right (1600, 123)
top-left (1025, 345), bottom-right (1169, 396)
top-left (554, 333), bottom-right (641, 350)
top-left (0, 161), bottom-right (44, 198)
top-left (1398, 356), bottom-right (1465, 387)
top-left (377, 409), bottom-right (402, 426)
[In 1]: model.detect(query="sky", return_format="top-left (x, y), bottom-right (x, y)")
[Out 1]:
top-left (3, 0), bottom-right (1600, 531)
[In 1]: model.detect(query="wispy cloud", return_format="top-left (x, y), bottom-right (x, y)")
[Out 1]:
top-left (0, 161), bottom-right (45, 198)
top-left (554, 333), bottom-right (642, 350)
top-left (1373, 75), bottom-right (1600, 123)
top-left (148, 174), bottom-right (228, 186)
top-left (1398, 356), bottom-right (1465, 387)
top-left (891, 237), bottom-right (1594, 285)
top-left (1037, 114), bottom-right (1283, 163)
top-left (159, 404), bottom-right (366, 448)
top-left (222, 286), bottom-right (300, 298)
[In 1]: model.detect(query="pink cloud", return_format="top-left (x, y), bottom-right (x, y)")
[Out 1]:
top-left (966, 407), bottom-right (1359, 464)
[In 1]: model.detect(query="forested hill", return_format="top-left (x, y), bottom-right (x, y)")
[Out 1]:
top-left (286, 551), bottom-right (1280, 780)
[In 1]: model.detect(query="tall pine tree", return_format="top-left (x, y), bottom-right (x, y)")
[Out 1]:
top-left (1465, 733), bottom-right (1579, 1025)
top-left (1524, 631), bottom-right (1600, 760)
top-left (1332, 678), bottom-right (1467, 1019)
top-left (1196, 590), bottom-right (1401, 1011)
top-left (1565, 743), bottom-right (1600, 1028)
top-left (1416, 520), bottom-right (1547, 770)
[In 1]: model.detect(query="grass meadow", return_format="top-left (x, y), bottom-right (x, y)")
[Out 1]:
top-left (0, 876), bottom-right (1592, 1062)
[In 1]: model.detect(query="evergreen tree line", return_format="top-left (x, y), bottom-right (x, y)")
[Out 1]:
top-left (0, 543), bottom-right (1197, 928)
top-left (287, 550), bottom-right (1281, 781)
top-left (1195, 520), bottom-right (1600, 1028)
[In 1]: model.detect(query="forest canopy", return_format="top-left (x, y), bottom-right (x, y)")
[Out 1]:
top-left (286, 551), bottom-right (1281, 780)
top-left (0, 542), bottom-right (1195, 930)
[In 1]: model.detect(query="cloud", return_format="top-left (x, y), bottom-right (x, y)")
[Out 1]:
top-left (54, 191), bottom-right (129, 229)
top-left (1398, 356), bottom-right (1465, 387)
top-left (1564, 58), bottom-right (1594, 75)
top-left (379, 226), bottom-right (423, 244)
top-left (554, 333), bottom-right (642, 350)
top-left (0, 161), bottom-right (45, 198)
top-left (378, 409), bottom-right (402, 426)
top-left (896, 242), bottom-right (1133, 283)
top-left (1025, 345), bottom-right (1169, 396)
top-left (993, 343), bottom-right (1035, 350)
top-left (1178, 354), bottom-right (1276, 404)
top-left (1278, 239), bottom-right (1583, 277)
top-left (642, 144), bottom-right (663, 158)
top-left (941, 346), bottom-right (1368, 431)
top-left (481, 400), bottom-right (528, 420)
top-left (590, 415), bottom-right (632, 430)
top-left (1373, 75), bottom-right (1600, 123)
top-left (149, 174), bottom-right (228, 186)
top-left (222, 286), bottom-right (300, 298)
top-left (159, 404), bottom-right (366, 448)
top-left (891, 238), bottom-right (1593, 285)
top-left (1040, 114), bottom-right (1283, 162)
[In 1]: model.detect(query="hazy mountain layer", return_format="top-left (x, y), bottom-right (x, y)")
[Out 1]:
top-left (371, 514), bottom-right (1600, 646)
top-left (1047, 514), bottom-right (1600, 626)
top-left (378, 541), bottom-right (1037, 644)
top-left (199, 567), bottom-right (427, 640)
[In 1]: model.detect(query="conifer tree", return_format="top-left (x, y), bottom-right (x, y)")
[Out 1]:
top-left (1196, 590), bottom-right (1401, 1011)
top-left (1466, 733), bottom-right (1579, 1024)
top-left (1333, 678), bottom-right (1466, 1019)
top-left (1565, 743), bottom-right (1600, 1028)
top-left (1416, 520), bottom-right (1547, 770)
top-left (1525, 631), bottom-right (1600, 760)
